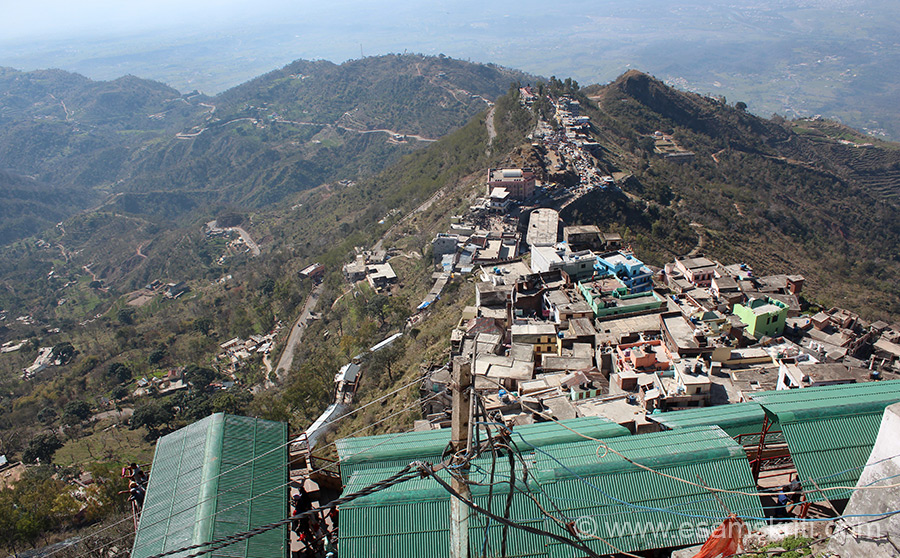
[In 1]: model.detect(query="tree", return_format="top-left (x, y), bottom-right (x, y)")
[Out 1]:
top-left (51, 342), bottom-right (75, 364)
top-left (148, 346), bottom-right (167, 365)
top-left (735, 101), bottom-right (748, 111)
top-left (369, 343), bottom-right (403, 383)
top-left (130, 402), bottom-right (173, 437)
top-left (106, 362), bottom-right (132, 385)
top-left (192, 317), bottom-right (213, 335)
top-left (210, 389), bottom-right (252, 415)
top-left (184, 364), bottom-right (218, 393)
top-left (117, 308), bottom-right (135, 325)
top-left (22, 433), bottom-right (63, 464)
top-left (110, 385), bottom-right (129, 401)
top-left (62, 400), bottom-right (92, 425)
top-left (37, 407), bottom-right (57, 425)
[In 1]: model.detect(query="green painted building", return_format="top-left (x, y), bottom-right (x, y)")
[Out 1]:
top-left (577, 279), bottom-right (665, 320)
top-left (131, 414), bottom-right (288, 558)
top-left (733, 296), bottom-right (788, 338)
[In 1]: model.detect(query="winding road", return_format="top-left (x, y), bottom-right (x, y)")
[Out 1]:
top-left (268, 282), bottom-right (324, 387)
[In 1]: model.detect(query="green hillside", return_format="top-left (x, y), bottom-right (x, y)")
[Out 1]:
top-left (573, 70), bottom-right (900, 317)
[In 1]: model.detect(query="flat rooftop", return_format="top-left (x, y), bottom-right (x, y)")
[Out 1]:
top-left (527, 208), bottom-right (559, 247)
top-left (596, 313), bottom-right (664, 345)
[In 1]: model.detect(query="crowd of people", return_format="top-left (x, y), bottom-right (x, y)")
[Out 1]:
top-left (291, 483), bottom-right (337, 558)
top-left (118, 463), bottom-right (148, 511)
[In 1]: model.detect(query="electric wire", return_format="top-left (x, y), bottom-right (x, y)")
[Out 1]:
top-left (69, 389), bottom-right (444, 558)
top-left (503, 382), bottom-right (900, 498)
top-left (417, 461), bottom-right (606, 558)
top-left (49, 372), bottom-right (429, 558)
top-left (138, 464), bottom-right (422, 558)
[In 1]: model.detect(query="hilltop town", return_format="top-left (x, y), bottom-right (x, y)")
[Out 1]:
top-left (267, 90), bottom-right (900, 557)
top-left (2, 58), bottom-right (899, 558)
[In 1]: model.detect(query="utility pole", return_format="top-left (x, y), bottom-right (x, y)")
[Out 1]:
top-left (450, 356), bottom-right (472, 558)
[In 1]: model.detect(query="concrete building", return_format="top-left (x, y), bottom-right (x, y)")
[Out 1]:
top-left (594, 251), bottom-right (653, 293)
top-left (343, 255), bottom-right (367, 282)
top-left (488, 187), bottom-right (511, 211)
top-left (298, 262), bottom-right (325, 281)
top-left (563, 225), bottom-right (602, 251)
top-left (733, 297), bottom-right (788, 338)
top-left (431, 233), bottom-right (459, 265)
top-left (511, 322), bottom-right (561, 365)
top-left (578, 278), bottom-right (665, 320)
top-left (672, 257), bottom-right (717, 287)
top-left (487, 168), bottom-right (535, 200)
top-left (366, 263), bottom-right (397, 290)
top-left (526, 208), bottom-right (559, 248)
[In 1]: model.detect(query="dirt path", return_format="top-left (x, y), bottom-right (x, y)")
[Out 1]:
top-left (486, 105), bottom-right (497, 147)
top-left (687, 222), bottom-right (706, 257)
top-left (269, 282), bottom-right (324, 386)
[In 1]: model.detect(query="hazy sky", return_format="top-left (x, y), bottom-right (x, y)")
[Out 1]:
top-left (4, 0), bottom-right (900, 139)
top-left (5, 0), bottom-right (264, 40)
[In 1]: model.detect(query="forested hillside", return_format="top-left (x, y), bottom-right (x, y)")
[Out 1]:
top-left (572, 71), bottom-right (900, 317)
top-left (0, 55), bottom-right (536, 245)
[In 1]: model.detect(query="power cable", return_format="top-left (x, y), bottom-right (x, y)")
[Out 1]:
top-left (513, 428), bottom-right (900, 524)
top-left (138, 464), bottom-right (422, 558)
top-left (71, 390), bottom-right (444, 558)
top-left (48, 372), bottom-right (428, 558)
top-left (416, 461), bottom-right (606, 558)
top-left (510, 387), bottom-right (900, 499)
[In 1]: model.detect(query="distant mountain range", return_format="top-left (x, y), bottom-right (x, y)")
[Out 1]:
top-left (0, 55), bottom-right (534, 244)
top-left (0, 55), bottom-right (897, 322)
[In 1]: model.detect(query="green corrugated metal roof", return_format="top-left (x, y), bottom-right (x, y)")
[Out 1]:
top-left (531, 426), bottom-right (748, 475)
top-left (338, 425), bottom-right (763, 556)
top-left (336, 417), bottom-right (630, 481)
top-left (780, 412), bottom-right (885, 503)
top-left (749, 382), bottom-right (900, 503)
top-left (750, 380), bottom-right (900, 423)
top-left (131, 414), bottom-right (288, 558)
top-left (648, 402), bottom-right (767, 438)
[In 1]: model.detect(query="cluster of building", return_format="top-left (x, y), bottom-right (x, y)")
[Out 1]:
top-left (420, 222), bottom-right (900, 435)
top-left (217, 328), bottom-right (280, 371)
top-left (141, 279), bottom-right (190, 300)
top-left (132, 368), bottom-right (196, 397)
top-left (342, 250), bottom-right (398, 292)
top-left (21, 346), bottom-right (55, 379)
top-left (651, 130), bottom-right (695, 161)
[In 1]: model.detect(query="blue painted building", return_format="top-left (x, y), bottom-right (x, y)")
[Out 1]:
top-left (594, 251), bottom-right (653, 293)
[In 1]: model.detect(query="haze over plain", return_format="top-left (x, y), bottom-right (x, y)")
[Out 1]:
top-left (3, 0), bottom-right (900, 138)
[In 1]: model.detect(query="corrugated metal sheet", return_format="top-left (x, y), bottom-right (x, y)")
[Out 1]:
top-left (338, 425), bottom-right (763, 556)
top-left (780, 413), bottom-right (883, 502)
top-left (648, 402), bottom-right (767, 438)
top-left (747, 382), bottom-right (900, 503)
top-left (531, 426), bottom-right (746, 474)
top-left (750, 380), bottom-right (900, 423)
top-left (131, 414), bottom-right (288, 558)
top-left (336, 417), bottom-right (630, 481)
top-left (540, 454), bottom-right (763, 558)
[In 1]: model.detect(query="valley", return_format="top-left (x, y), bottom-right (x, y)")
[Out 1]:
top-left (0, 55), bottom-right (898, 555)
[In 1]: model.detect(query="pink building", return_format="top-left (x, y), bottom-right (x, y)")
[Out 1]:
top-left (487, 168), bottom-right (535, 200)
